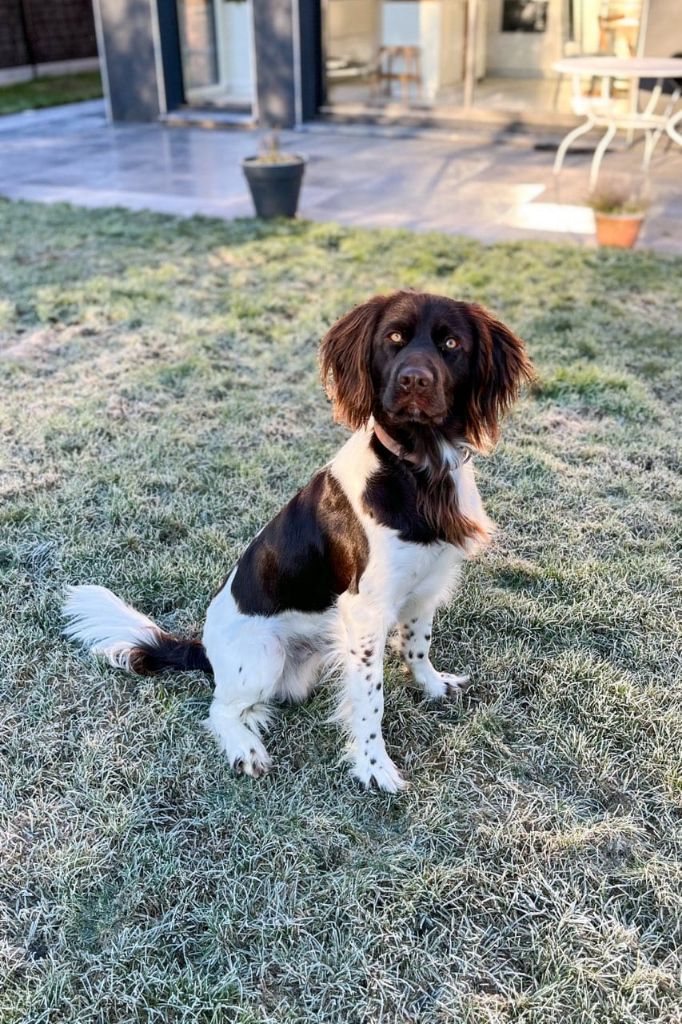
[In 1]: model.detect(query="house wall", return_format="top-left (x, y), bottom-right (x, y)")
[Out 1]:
top-left (642, 0), bottom-right (682, 55)
top-left (95, 0), bottom-right (162, 120)
top-left (95, 0), bottom-right (300, 124)
top-left (326, 0), bottom-right (381, 63)
top-left (252, 0), bottom-right (297, 126)
top-left (485, 0), bottom-right (566, 77)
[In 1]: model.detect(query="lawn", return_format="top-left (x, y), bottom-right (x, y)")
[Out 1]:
top-left (0, 72), bottom-right (102, 116)
top-left (0, 199), bottom-right (680, 1024)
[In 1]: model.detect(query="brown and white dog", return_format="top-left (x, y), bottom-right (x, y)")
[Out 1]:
top-left (64, 291), bottom-right (532, 791)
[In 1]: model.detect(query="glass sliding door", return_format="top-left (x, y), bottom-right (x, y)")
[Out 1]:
top-left (468, 0), bottom-right (645, 116)
top-left (323, 0), bottom-right (473, 110)
top-left (177, 0), bottom-right (220, 96)
top-left (176, 0), bottom-right (255, 108)
top-left (321, 0), bottom-right (646, 122)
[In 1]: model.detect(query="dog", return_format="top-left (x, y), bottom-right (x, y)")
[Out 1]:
top-left (63, 291), bottom-right (532, 792)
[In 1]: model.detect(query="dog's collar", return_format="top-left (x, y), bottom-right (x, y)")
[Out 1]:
top-left (372, 422), bottom-right (473, 467)
top-left (373, 422), bottom-right (418, 463)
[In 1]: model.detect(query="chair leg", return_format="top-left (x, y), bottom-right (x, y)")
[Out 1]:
top-left (553, 73), bottom-right (563, 111)
top-left (643, 128), bottom-right (664, 173)
top-left (553, 118), bottom-right (595, 177)
top-left (589, 122), bottom-right (617, 191)
top-left (667, 109), bottom-right (682, 148)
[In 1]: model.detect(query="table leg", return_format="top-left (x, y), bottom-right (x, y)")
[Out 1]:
top-left (643, 126), bottom-right (667, 172)
top-left (666, 109), bottom-right (682, 147)
top-left (553, 117), bottom-right (595, 177)
top-left (589, 122), bottom-right (617, 191)
top-left (553, 72), bottom-right (563, 111)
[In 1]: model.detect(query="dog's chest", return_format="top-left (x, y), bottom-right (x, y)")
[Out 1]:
top-left (360, 520), bottom-right (458, 610)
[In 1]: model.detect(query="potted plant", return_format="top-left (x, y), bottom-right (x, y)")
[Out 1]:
top-left (242, 132), bottom-right (306, 219)
top-left (588, 179), bottom-right (650, 249)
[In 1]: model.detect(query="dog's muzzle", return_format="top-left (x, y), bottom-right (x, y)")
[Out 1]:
top-left (383, 355), bottom-right (447, 423)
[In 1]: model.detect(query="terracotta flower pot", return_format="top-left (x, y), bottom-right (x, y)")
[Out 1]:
top-left (593, 211), bottom-right (645, 249)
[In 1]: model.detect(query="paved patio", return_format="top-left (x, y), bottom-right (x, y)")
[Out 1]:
top-left (1, 99), bottom-right (681, 251)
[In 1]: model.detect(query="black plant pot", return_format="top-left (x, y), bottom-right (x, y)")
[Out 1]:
top-left (242, 156), bottom-right (306, 219)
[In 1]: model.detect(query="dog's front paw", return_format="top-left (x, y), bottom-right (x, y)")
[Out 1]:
top-left (232, 744), bottom-right (272, 779)
top-left (351, 752), bottom-right (407, 794)
top-left (203, 717), bottom-right (272, 779)
top-left (422, 671), bottom-right (472, 700)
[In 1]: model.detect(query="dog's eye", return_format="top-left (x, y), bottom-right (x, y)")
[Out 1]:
top-left (388, 331), bottom-right (404, 345)
top-left (443, 337), bottom-right (460, 350)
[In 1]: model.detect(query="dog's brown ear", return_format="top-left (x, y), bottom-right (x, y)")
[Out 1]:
top-left (465, 305), bottom-right (534, 449)
top-left (320, 295), bottom-right (388, 430)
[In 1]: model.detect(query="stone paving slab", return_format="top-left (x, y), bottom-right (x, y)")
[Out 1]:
top-left (1, 99), bottom-right (681, 253)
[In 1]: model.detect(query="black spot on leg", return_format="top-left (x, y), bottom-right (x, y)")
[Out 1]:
top-left (238, 666), bottom-right (242, 673)
top-left (425, 634), bottom-right (431, 641)
top-left (417, 652), bottom-right (424, 659)
top-left (373, 707), bottom-right (378, 714)
top-left (350, 649), bottom-right (356, 656)
top-left (366, 673), bottom-right (372, 681)
top-left (376, 682), bottom-right (382, 691)
top-left (411, 618), bottom-right (418, 624)
top-left (370, 758), bottom-right (377, 765)
top-left (369, 733), bottom-right (376, 739)
top-left (364, 648), bottom-right (373, 658)
top-left (408, 650), bottom-right (413, 659)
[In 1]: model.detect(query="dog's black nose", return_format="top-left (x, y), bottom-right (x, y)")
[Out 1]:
top-left (398, 365), bottom-right (434, 391)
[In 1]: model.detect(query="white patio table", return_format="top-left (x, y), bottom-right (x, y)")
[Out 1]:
top-left (552, 56), bottom-right (682, 189)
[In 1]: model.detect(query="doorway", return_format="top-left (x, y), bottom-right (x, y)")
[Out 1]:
top-left (176, 0), bottom-right (255, 109)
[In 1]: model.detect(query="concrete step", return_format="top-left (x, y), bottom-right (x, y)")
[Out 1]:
top-left (160, 107), bottom-right (257, 131)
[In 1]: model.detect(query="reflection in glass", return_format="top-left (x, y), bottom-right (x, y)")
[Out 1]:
top-left (322, 0), bottom-right (647, 118)
top-left (177, 0), bottom-right (219, 92)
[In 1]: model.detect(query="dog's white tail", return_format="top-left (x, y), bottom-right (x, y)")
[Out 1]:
top-left (63, 585), bottom-right (160, 669)
top-left (63, 585), bottom-right (213, 675)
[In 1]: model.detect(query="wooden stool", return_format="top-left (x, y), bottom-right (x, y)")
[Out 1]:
top-left (371, 46), bottom-right (422, 105)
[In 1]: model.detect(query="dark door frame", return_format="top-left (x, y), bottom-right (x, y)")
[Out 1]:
top-left (298, 0), bottom-right (325, 120)
top-left (156, 0), bottom-right (185, 111)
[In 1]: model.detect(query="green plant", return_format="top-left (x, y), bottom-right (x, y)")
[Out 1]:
top-left (587, 178), bottom-right (650, 216)
top-left (246, 130), bottom-right (301, 165)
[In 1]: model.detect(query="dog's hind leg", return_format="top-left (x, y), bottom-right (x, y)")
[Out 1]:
top-left (203, 630), bottom-right (285, 779)
top-left (277, 650), bottom-right (323, 704)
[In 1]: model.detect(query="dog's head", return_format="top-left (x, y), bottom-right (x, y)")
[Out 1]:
top-left (320, 291), bottom-right (533, 450)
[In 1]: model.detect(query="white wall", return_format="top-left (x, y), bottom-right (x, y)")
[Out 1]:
top-left (485, 0), bottom-right (566, 77)
top-left (642, 0), bottom-right (682, 55)
top-left (217, 0), bottom-right (254, 101)
top-left (326, 0), bottom-right (381, 62)
top-left (382, 0), bottom-right (467, 94)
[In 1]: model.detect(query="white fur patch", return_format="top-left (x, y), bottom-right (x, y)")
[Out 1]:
top-left (62, 584), bottom-right (159, 668)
